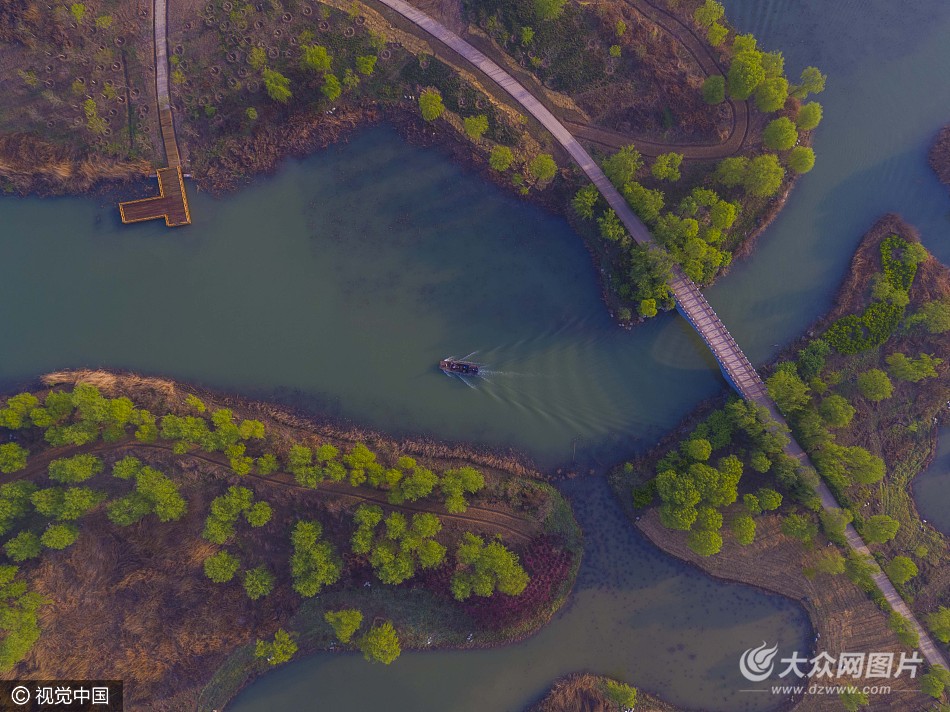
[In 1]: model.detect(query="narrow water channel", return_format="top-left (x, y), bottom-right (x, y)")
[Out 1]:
top-left (913, 425), bottom-right (950, 536)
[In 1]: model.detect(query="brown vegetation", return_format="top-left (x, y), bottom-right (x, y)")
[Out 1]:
top-left (523, 673), bottom-right (682, 712)
top-left (929, 124), bottom-right (950, 190)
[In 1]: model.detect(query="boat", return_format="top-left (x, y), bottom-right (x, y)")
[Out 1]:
top-left (439, 358), bottom-right (480, 376)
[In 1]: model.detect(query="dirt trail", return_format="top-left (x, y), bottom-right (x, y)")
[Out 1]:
top-left (15, 438), bottom-right (537, 543)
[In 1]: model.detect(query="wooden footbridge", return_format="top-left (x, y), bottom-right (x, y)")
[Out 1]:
top-left (375, 0), bottom-right (950, 670)
top-left (117, 0), bottom-right (190, 227)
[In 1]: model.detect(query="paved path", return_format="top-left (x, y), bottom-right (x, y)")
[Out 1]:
top-left (376, 0), bottom-right (950, 670)
top-left (153, 0), bottom-right (180, 167)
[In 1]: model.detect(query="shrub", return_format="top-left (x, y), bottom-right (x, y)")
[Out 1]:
top-left (651, 153), bottom-right (683, 182)
top-left (702, 75), bottom-right (726, 104)
top-left (885, 556), bottom-right (918, 585)
top-left (857, 369), bottom-right (893, 401)
top-left (489, 145), bottom-right (514, 171)
top-left (263, 69), bottom-right (292, 104)
top-left (463, 115), bottom-right (489, 141)
top-left (300, 45), bottom-right (331, 72)
top-left (325, 609), bottom-right (363, 643)
top-left (418, 89), bottom-right (444, 121)
top-left (603, 679), bottom-right (638, 708)
top-left (0, 444), bottom-right (28, 474)
top-left (255, 629), bottom-right (297, 665)
top-left (4, 532), bottom-right (41, 562)
top-left (321, 73), bottom-right (341, 102)
top-left (356, 55), bottom-right (377, 76)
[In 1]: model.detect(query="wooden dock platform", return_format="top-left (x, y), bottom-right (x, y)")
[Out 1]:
top-left (118, 166), bottom-right (191, 227)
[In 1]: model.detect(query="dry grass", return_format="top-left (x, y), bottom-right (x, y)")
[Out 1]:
top-left (524, 672), bottom-right (684, 712)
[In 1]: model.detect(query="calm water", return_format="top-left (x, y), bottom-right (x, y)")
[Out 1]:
top-left (914, 426), bottom-right (950, 535)
top-left (2, 0), bottom-right (949, 708)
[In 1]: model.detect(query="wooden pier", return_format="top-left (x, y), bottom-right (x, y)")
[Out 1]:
top-left (118, 166), bottom-right (190, 227)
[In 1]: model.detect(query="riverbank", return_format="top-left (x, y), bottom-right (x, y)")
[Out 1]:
top-left (610, 213), bottom-right (950, 710)
top-left (523, 673), bottom-right (683, 712)
top-left (1, 370), bottom-right (582, 711)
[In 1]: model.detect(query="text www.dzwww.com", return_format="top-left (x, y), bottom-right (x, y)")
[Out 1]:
top-left (771, 685), bottom-right (892, 695)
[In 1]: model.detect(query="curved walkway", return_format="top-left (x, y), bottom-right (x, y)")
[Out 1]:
top-left (376, 0), bottom-right (950, 671)
top-left (153, 0), bottom-right (180, 167)
top-left (567, 0), bottom-right (750, 158)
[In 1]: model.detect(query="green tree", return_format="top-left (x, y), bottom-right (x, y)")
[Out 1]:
top-left (440, 467), bottom-right (484, 514)
top-left (263, 68), bottom-right (292, 103)
top-left (819, 507), bottom-right (853, 545)
top-left (245, 501), bottom-right (272, 528)
top-left (781, 513), bottom-right (817, 543)
top-left (687, 528), bottom-right (723, 556)
top-left (819, 394), bottom-right (855, 428)
top-left (603, 144), bottom-right (643, 187)
top-left (886, 352), bottom-right (941, 382)
top-left (248, 46), bottom-right (267, 70)
top-left (639, 299), bottom-right (658, 318)
top-left (716, 156), bottom-right (749, 187)
top-left (529, 154), bottom-right (557, 182)
top-left (857, 369), bottom-right (893, 401)
top-left (603, 680), bottom-right (638, 708)
top-left (792, 66), bottom-right (827, 100)
top-left (731, 514), bottom-right (756, 545)
top-left (754, 77), bottom-right (789, 112)
top-left (885, 555), bottom-right (918, 585)
top-left (763, 117), bottom-right (799, 151)
top-left (598, 209), bottom-right (627, 243)
top-left (623, 182), bottom-right (665, 223)
top-left (702, 75), bottom-right (726, 104)
top-left (255, 629), bottom-right (297, 665)
top-left (290, 520), bottom-right (342, 597)
top-left (911, 300), bottom-right (950, 333)
top-left (707, 22), bottom-right (728, 46)
top-left (681, 438), bottom-right (712, 462)
top-left (70, 3), bottom-right (86, 23)
top-left (694, 0), bottom-right (724, 27)
top-left (920, 670), bottom-right (946, 699)
top-left (861, 514), bottom-right (899, 544)
top-left (489, 145), bottom-right (514, 171)
top-left (360, 620), bottom-right (401, 664)
top-left (356, 55), bottom-right (377, 75)
top-left (743, 154), bottom-right (785, 197)
top-left (572, 184), bottom-right (600, 219)
top-left (609, 44), bottom-right (621, 58)
top-left (301, 44), bottom-right (332, 72)
top-left (651, 152), bottom-right (683, 181)
top-left (0, 444), bottom-right (28, 474)
top-left (889, 611), bottom-right (919, 647)
top-left (787, 146), bottom-right (816, 174)
top-left (322, 73), bottom-right (341, 101)
top-left (48, 454), bottom-right (102, 484)
top-left (754, 488), bottom-right (780, 511)
top-left (4, 532), bottom-right (41, 562)
top-left (243, 566), bottom-right (275, 600)
top-left (813, 548), bottom-right (846, 576)
top-left (839, 689), bottom-right (868, 711)
top-left (533, 0), bottom-right (565, 21)
top-left (766, 370), bottom-right (811, 415)
top-left (324, 609), bottom-right (363, 643)
top-left (418, 89), bottom-right (444, 121)
top-left (204, 551), bottom-right (240, 583)
top-left (463, 114), bottom-right (489, 141)
top-left (451, 532), bottom-right (529, 600)
top-left (40, 524), bottom-right (78, 550)
top-left (58, 487), bottom-right (105, 521)
top-left (727, 51), bottom-right (765, 100)
top-left (926, 607), bottom-right (950, 644)
top-left (796, 102), bottom-right (823, 130)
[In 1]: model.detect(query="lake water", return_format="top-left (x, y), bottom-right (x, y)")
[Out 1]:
top-left (913, 426), bottom-right (950, 536)
top-left (2, 0), bottom-right (949, 708)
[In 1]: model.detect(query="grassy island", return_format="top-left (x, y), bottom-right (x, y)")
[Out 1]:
top-left (0, 370), bottom-right (581, 710)
top-left (612, 214), bottom-right (950, 709)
